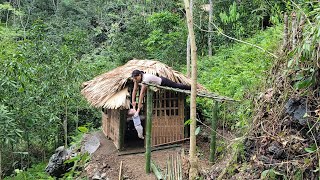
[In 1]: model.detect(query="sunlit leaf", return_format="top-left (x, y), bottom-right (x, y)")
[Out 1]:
top-left (304, 144), bottom-right (317, 153)
top-left (195, 126), bottom-right (201, 136)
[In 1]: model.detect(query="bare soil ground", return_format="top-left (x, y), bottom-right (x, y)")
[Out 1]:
top-left (82, 130), bottom-right (222, 180)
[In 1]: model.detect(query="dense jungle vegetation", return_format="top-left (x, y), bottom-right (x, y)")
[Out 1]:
top-left (0, 0), bottom-right (319, 179)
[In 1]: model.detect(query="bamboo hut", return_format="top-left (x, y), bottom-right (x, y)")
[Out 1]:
top-left (81, 59), bottom-right (204, 150)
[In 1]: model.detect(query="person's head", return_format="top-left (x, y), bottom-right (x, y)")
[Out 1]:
top-left (131, 70), bottom-right (144, 82)
top-left (128, 109), bottom-right (136, 116)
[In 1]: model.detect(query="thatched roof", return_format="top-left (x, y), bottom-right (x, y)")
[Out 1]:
top-left (81, 59), bottom-right (205, 109)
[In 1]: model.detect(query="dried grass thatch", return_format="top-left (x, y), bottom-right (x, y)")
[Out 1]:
top-left (81, 59), bottom-right (205, 109)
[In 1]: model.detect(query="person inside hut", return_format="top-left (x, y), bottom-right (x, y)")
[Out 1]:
top-left (131, 69), bottom-right (191, 117)
top-left (127, 109), bottom-right (144, 139)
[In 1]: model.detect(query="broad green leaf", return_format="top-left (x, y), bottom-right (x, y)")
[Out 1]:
top-left (78, 126), bottom-right (88, 133)
top-left (195, 126), bottom-right (201, 136)
top-left (304, 144), bottom-right (317, 153)
top-left (294, 77), bottom-right (314, 90)
top-left (184, 119), bottom-right (192, 125)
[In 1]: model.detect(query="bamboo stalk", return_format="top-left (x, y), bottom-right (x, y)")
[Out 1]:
top-left (178, 153), bottom-right (182, 180)
top-left (210, 101), bottom-right (218, 163)
top-left (151, 160), bottom-right (164, 180)
top-left (141, 83), bottom-right (236, 102)
top-left (170, 155), bottom-right (174, 180)
top-left (165, 156), bottom-right (169, 180)
top-left (167, 155), bottom-right (171, 180)
top-left (118, 144), bottom-right (181, 156)
top-left (282, 12), bottom-right (289, 52)
top-left (145, 88), bottom-right (153, 173)
top-left (292, 12), bottom-right (297, 49)
top-left (118, 161), bottom-right (123, 180)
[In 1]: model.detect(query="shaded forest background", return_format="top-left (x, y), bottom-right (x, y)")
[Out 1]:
top-left (0, 0), bottom-right (318, 179)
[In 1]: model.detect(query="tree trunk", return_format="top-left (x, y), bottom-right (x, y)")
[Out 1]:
top-left (186, 0), bottom-right (193, 78)
top-left (208, 0), bottom-right (213, 56)
top-left (183, 0), bottom-right (198, 179)
top-left (187, 36), bottom-right (191, 78)
top-left (64, 100), bottom-right (68, 147)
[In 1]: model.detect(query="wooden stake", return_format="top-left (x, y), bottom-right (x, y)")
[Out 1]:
top-left (145, 88), bottom-right (153, 173)
top-left (210, 101), bottom-right (218, 163)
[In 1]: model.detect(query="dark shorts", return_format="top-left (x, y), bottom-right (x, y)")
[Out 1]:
top-left (160, 77), bottom-right (191, 90)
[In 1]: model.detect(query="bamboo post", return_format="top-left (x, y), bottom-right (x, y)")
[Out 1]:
top-left (119, 110), bottom-right (126, 150)
top-left (118, 161), bottom-right (123, 180)
top-left (209, 101), bottom-right (218, 163)
top-left (145, 88), bottom-right (153, 173)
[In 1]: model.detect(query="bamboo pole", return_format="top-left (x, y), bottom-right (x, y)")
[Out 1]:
top-left (209, 101), bottom-right (218, 163)
top-left (119, 161), bottom-right (123, 180)
top-left (0, 147), bottom-right (2, 180)
top-left (208, 0), bottom-right (213, 56)
top-left (145, 88), bottom-right (153, 173)
top-left (292, 12), bottom-right (297, 49)
top-left (282, 12), bottom-right (289, 52)
top-left (141, 82), bottom-right (235, 102)
top-left (151, 160), bottom-right (164, 180)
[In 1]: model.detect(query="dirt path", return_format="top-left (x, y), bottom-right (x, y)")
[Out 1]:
top-left (83, 128), bottom-right (232, 180)
top-left (84, 132), bottom-right (188, 180)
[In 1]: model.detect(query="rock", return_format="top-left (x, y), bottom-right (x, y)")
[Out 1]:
top-left (244, 138), bottom-right (255, 161)
top-left (101, 172), bottom-right (107, 178)
top-left (45, 146), bottom-right (73, 178)
top-left (92, 171), bottom-right (102, 180)
top-left (267, 141), bottom-right (286, 159)
top-left (285, 98), bottom-right (308, 126)
top-left (81, 133), bottom-right (101, 155)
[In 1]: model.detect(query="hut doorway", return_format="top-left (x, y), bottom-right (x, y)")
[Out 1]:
top-left (123, 117), bottom-right (145, 149)
top-left (123, 83), bottom-right (147, 149)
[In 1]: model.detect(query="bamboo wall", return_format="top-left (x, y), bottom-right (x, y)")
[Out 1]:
top-left (102, 90), bottom-right (185, 149)
top-left (102, 109), bottom-right (121, 149)
top-left (151, 91), bottom-right (185, 146)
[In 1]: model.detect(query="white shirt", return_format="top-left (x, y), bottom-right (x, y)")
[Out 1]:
top-left (132, 115), bottom-right (141, 126)
top-left (142, 74), bottom-right (162, 85)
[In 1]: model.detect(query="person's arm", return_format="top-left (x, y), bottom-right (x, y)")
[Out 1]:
top-left (132, 80), bottom-right (138, 109)
top-left (136, 84), bottom-right (147, 116)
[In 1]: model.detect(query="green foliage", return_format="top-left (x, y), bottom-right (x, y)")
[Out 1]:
top-left (4, 163), bottom-right (53, 180)
top-left (261, 168), bottom-right (287, 180)
top-left (143, 11), bottom-right (187, 67)
top-left (287, 2), bottom-right (320, 90)
top-left (304, 144), bottom-right (317, 153)
top-left (195, 126), bottom-right (201, 136)
top-left (0, 0), bottom-right (296, 177)
top-left (63, 152), bottom-right (90, 179)
top-left (0, 104), bottom-right (22, 145)
top-left (198, 26), bottom-right (282, 128)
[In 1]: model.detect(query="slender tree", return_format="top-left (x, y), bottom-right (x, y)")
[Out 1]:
top-left (208, 0), bottom-right (213, 56)
top-left (186, 0), bottom-right (193, 78)
top-left (184, 0), bottom-right (198, 179)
